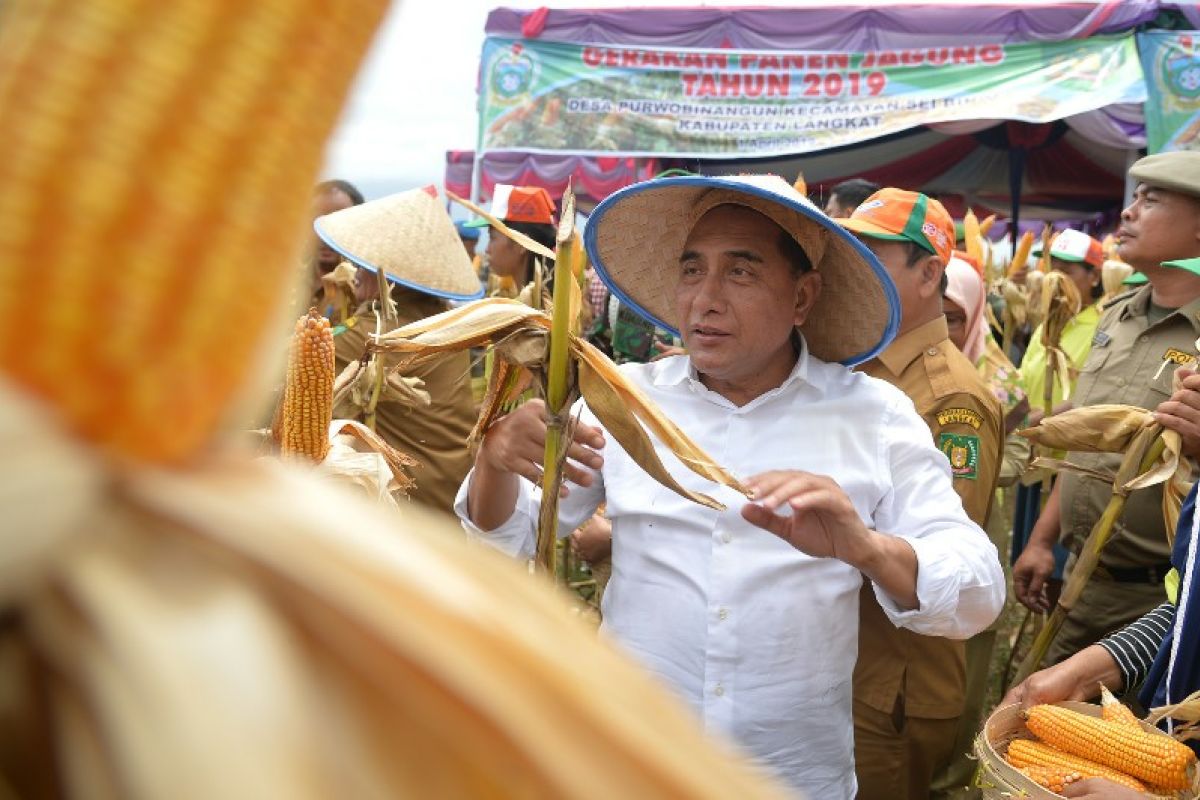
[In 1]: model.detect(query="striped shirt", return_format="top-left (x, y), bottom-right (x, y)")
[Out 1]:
top-left (1097, 601), bottom-right (1175, 691)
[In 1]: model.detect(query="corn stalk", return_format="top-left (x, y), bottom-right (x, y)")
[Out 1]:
top-left (364, 267), bottom-right (399, 432)
top-left (1012, 429), bottom-right (1166, 686)
top-left (1037, 273), bottom-right (1082, 506)
top-left (1009, 396), bottom-right (1193, 686)
top-left (536, 185), bottom-right (580, 577)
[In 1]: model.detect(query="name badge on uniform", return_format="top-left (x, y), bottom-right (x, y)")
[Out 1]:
top-left (936, 407), bottom-right (984, 430)
top-left (1092, 330), bottom-right (1111, 348)
top-left (1154, 346), bottom-right (1198, 380)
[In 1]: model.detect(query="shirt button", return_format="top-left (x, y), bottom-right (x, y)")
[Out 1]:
top-left (721, 531), bottom-right (732, 544)
top-left (715, 684), bottom-right (725, 697)
top-left (1117, 377), bottom-right (1127, 387)
top-left (1140, 335), bottom-right (1148, 343)
top-left (718, 607), bottom-right (730, 620)
top-left (927, 347), bottom-right (938, 356)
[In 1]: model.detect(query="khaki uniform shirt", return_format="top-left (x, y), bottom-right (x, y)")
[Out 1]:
top-left (854, 316), bottom-right (1003, 718)
top-left (334, 289), bottom-right (477, 516)
top-left (1059, 285), bottom-right (1200, 568)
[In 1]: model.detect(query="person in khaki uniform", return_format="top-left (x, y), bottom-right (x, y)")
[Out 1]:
top-left (314, 185), bottom-right (485, 515)
top-left (1014, 151), bottom-right (1200, 667)
top-left (840, 189), bottom-right (1003, 800)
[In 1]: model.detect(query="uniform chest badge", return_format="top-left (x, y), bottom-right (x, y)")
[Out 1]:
top-left (938, 433), bottom-right (980, 480)
top-left (1154, 346), bottom-right (1199, 380)
top-left (1092, 330), bottom-right (1111, 348)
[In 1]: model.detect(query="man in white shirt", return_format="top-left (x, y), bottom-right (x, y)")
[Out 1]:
top-left (454, 174), bottom-right (1005, 797)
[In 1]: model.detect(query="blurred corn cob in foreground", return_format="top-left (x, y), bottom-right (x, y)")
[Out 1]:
top-left (0, 1), bottom-right (790, 797)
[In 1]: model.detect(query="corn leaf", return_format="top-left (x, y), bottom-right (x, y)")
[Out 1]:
top-left (446, 191), bottom-right (557, 261)
top-left (578, 359), bottom-right (725, 511)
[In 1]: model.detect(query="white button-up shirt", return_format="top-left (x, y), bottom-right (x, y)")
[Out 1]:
top-left (454, 346), bottom-right (1005, 798)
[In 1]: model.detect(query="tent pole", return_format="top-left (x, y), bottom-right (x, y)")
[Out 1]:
top-left (1009, 147), bottom-right (1025, 260)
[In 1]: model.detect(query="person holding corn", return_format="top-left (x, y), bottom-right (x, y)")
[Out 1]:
top-left (1013, 151), bottom-right (1200, 667)
top-left (454, 173), bottom-right (1005, 797)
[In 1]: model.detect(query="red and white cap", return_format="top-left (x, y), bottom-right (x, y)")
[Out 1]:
top-left (1049, 229), bottom-right (1104, 269)
top-left (467, 184), bottom-right (556, 227)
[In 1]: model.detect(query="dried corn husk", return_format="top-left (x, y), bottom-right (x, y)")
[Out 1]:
top-left (320, 260), bottom-right (359, 324)
top-left (1039, 271), bottom-right (1083, 403)
top-left (0, 379), bottom-right (787, 799)
top-left (1025, 271), bottom-right (1046, 331)
top-left (1148, 690), bottom-right (1200, 743)
top-left (1102, 260), bottom-right (1134, 300)
top-left (1020, 405), bottom-right (1152, 454)
top-left (371, 299), bottom-right (750, 509)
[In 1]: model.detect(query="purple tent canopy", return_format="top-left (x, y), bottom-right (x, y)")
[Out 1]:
top-left (486, 3), bottom-right (1160, 50)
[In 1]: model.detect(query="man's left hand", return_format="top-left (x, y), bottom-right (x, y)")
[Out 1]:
top-left (741, 471), bottom-right (872, 565)
top-left (1153, 367), bottom-right (1200, 458)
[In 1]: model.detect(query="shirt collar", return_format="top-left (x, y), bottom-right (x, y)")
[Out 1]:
top-left (1119, 283), bottom-right (1200, 333)
top-left (874, 316), bottom-right (949, 375)
top-left (653, 333), bottom-right (815, 395)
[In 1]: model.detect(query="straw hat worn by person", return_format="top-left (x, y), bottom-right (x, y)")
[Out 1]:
top-left (314, 185), bottom-right (483, 514)
top-left (836, 190), bottom-right (1003, 800)
top-left (453, 173), bottom-right (1004, 798)
top-left (1013, 151), bottom-right (1200, 668)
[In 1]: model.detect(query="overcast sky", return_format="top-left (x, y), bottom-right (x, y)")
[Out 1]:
top-left (322, 0), bottom-right (1077, 200)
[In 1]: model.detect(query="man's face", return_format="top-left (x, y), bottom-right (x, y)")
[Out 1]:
top-left (312, 188), bottom-right (356, 272)
top-left (1049, 256), bottom-right (1097, 301)
top-left (674, 205), bottom-right (819, 385)
top-left (1117, 184), bottom-right (1200, 269)
top-left (824, 194), bottom-right (851, 219)
top-left (854, 237), bottom-right (939, 326)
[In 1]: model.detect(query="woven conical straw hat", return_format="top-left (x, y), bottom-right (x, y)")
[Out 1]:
top-left (583, 174), bottom-right (899, 366)
top-left (315, 186), bottom-right (484, 301)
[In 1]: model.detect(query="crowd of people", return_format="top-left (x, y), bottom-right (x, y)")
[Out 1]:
top-left (301, 152), bottom-right (1200, 799)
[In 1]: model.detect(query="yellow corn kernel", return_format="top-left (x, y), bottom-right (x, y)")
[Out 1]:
top-left (1017, 764), bottom-right (1082, 794)
top-left (280, 309), bottom-right (333, 463)
top-left (1025, 704), bottom-right (1195, 790)
top-left (1007, 738), bottom-right (1147, 792)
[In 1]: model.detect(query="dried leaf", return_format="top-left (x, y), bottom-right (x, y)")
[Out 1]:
top-left (446, 191), bottom-right (556, 262)
top-left (578, 359), bottom-right (725, 511)
top-left (573, 338), bottom-right (750, 498)
top-left (1019, 405), bottom-right (1152, 453)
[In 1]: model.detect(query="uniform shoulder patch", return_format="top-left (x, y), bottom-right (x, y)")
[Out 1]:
top-left (935, 407), bottom-right (983, 429)
top-left (938, 433), bottom-right (980, 480)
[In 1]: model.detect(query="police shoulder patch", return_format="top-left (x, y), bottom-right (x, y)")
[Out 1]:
top-left (938, 432), bottom-right (980, 480)
top-left (935, 407), bottom-right (983, 429)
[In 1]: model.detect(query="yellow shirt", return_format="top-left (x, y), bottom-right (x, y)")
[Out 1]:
top-left (1018, 303), bottom-right (1101, 410)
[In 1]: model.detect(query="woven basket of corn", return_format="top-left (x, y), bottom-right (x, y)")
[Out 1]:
top-left (975, 701), bottom-right (1198, 798)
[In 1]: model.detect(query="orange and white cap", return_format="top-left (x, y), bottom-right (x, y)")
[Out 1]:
top-left (1049, 228), bottom-right (1104, 269)
top-left (466, 183), bottom-right (555, 227)
top-left (838, 188), bottom-right (954, 264)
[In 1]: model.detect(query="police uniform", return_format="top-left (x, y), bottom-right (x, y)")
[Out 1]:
top-left (854, 316), bottom-right (1003, 800)
top-left (333, 286), bottom-right (477, 516)
top-left (1046, 283), bottom-right (1200, 664)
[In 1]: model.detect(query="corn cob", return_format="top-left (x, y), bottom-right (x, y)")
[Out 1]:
top-left (1101, 685), bottom-right (1142, 728)
top-left (1025, 704), bottom-right (1196, 789)
top-left (1008, 231), bottom-right (1036, 278)
top-left (280, 309), bottom-right (334, 463)
top-left (1006, 738), bottom-right (1148, 791)
top-left (1016, 764), bottom-right (1083, 794)
top-left (0, 0), bottom-right (388, 465)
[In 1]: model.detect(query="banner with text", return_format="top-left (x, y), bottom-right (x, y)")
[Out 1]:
top-left (1139, 31), bottom-right (1200, 153)
top-left (478, 35), bottom-right (1145, 158)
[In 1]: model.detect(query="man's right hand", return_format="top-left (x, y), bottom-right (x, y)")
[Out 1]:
top-left (478, 399), bottom-right (606, 496)
top-left (1013, 540), bottom-right (1057, 612)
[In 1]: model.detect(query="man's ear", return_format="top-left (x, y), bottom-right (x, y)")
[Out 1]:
top-left (918, 256), bottom-right (945, 300)
top-left (793, 270), bottom-right (823, 327)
